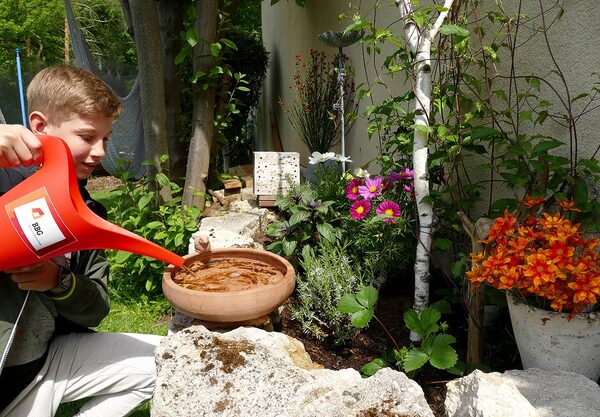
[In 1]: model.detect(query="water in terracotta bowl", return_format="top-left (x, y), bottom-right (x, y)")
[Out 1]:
top-left (162, 248), bottom-right (295, 322)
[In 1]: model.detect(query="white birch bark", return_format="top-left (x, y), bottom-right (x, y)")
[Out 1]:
top-left (396, 0), bottom-right (453, 341)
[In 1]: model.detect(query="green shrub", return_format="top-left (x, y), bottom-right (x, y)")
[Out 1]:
top-left (289, 243), bottom-right (367, 344)
top-left (346, 219), bottom-right (416, 287)
top-left (266, 182), bottom-right (343, 268)
top-left (106, 162), bottom-right (200, 298)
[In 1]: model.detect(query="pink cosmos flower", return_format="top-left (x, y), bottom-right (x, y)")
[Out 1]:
top-left (376, 200), bottom-right (401, 223)
top-left (350, 200), bottom-right (371, 220)
top-left (403, 183), bottom-right (414, 193)
top-left (346, 178), bottom-right (362, 200)
top-left (358, 176), bottom-right (383, 200)
top-left (399, 167), bottom-right (414, 180)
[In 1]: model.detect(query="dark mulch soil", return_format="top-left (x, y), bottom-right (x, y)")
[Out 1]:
top-left (277, 276), bottom-right (521, 417)
top-left (86, 174), bottom-right (123, 192)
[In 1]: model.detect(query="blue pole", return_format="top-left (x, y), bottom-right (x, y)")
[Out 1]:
top-left (15, 48), bottom-right (27, 127)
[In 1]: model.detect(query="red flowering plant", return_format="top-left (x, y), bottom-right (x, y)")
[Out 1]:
top-left (278, 49), bottom-right (358, 153)
top-left (466, 196), bottom-right (600, 317)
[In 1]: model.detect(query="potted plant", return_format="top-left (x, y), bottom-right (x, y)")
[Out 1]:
top-left (466, 197), bottom-right (600, 380)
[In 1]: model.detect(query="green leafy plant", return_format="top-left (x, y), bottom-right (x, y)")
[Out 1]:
top-left (339, 286), bottom-right (461, 377)
top-left (219, 27), bottom-right (270, 167)
top-left (290, 243), bottom-right (366, 344)
top-left (266, 182), bottom-right (342, 266)
top-left (345, 2), bottom-right (600, 320)
top-left (176, 14), bottom-right (262, 178)
top-left (106, 156), bottom-right (201, 297)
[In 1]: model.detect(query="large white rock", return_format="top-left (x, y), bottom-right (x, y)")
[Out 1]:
top-left (503, 369), bottom-right (600, 417)
top-left (445, 370), bottom-right (539, 417)
top-left (445, 368), bottom-right (600, 417)
top-left (152, 325), bottom-right (435, 417)
top-left (188, 205), bottom-right (275, 252)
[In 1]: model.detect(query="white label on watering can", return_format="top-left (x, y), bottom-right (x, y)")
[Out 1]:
top-left (13, 197), bottom-right (66, 251)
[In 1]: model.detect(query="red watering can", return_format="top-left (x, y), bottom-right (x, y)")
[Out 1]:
top-left (0, 135), bottom-right (184, 270)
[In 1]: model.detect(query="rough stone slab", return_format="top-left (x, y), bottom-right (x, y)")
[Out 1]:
top-left (189, 228), bottom-right (256, 251)
top-left (152, 325), bottom-right (435, 417)
top-left (504, 369), bottom-right (600, 417)
top-left (445, 368), bottom-right (600, 417)
top-left (445, 370), bottom-right (539, 417)
top-left (200, 212), bottom-right (265, 237)
top-left (187, 209), bottom-right (271, 252)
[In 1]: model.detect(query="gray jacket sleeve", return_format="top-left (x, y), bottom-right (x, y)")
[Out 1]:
top-left (51, 249), bottom-right (111, 328)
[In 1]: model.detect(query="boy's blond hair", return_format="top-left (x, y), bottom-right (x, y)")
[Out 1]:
top-left (27, 66), bottom-right (121, 126)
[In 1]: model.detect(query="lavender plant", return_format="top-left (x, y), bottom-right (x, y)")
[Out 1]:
top-left (290, 243), bottom-right (367, 344)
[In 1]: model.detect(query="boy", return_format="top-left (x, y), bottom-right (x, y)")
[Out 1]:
top-left (0, 66), bottom-right (161, 416)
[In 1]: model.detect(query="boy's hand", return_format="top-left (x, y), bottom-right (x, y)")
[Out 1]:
top-left (7, 260), bottom-right (60, 291)
top-left (0, 124), bottom-right (43, 168)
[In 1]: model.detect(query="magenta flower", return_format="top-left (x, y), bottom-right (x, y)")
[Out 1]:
top-left (376, 200), bottom-right (401, 223)
top-left (400, 167), bottom-right (414, 180)
top-left (358, 176), bottom-right (383, 200)
top-left (346, 178), bottom-right (362, 200)
top-left (386, 167), bottom-right (414, 182)
top-left (350, 200), bottom-right (371, 220)
top-left (403, 183), bottom-right (414, 193)
top-left (386, 172), bottom-right (403, 182)
top-left (382, 177), bottom-right (393, 191)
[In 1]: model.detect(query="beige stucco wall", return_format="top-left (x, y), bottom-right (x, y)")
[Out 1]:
top-left (259, 1), bottom-right (398, 172)
top-left (259, 1), bottom-right (600, 181)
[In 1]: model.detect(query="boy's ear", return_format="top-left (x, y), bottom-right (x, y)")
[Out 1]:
top-left (29, 111), bottom-right (47, 134)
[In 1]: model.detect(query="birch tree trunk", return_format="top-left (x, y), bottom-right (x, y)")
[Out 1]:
top-left (182, 0), bottom-right (218, 209)
top-left (396, 0), bottom-right (453, 341)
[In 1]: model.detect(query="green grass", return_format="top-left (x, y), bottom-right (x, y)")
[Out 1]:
top-left (94, 296), bottom-right (171, 335)
top-left (89, 188), bottom-right (122, 212)
top-left (55, 298), bottom-right (171, 417)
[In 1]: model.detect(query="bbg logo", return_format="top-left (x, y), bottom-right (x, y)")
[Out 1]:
top-left (32, 207), bottom-right (45, 220)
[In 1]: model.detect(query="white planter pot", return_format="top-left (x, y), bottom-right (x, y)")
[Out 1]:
top-left (507, 294), bottom-right (600, 381)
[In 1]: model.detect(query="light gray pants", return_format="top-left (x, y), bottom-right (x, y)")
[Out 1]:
top-left (1, 332), bottom-right (162, 417)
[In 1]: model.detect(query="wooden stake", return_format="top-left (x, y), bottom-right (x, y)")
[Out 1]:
top-left (458, 211), bottom-right (493, 366)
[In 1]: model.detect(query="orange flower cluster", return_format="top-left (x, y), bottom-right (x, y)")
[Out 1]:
top-left (466, 199), bottom-right (600, 316)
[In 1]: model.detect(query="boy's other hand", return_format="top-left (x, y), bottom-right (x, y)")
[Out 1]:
top-left (0, 124), bottom-right (43, 168)
top-left (7, 260), bottom-right (60, 291)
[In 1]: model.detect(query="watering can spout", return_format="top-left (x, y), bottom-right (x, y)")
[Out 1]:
top-left (0, 135), bottom-right (184, 271)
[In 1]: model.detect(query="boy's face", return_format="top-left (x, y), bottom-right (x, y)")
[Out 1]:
top-left (30, 113), bottom-right (113, 180)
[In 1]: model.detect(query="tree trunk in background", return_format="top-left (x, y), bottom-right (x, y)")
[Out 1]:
top-left (127, 0), bottom-right (171, 202)
top-left (158, 0), bottom-right (185, 180)
top-left (182, 0), bottom-right (218, 209)
top-left (397, 0), bottom-right (453, 341)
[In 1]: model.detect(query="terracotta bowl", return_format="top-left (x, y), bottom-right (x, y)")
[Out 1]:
top-left (162, 248), bottom-right (295, 322)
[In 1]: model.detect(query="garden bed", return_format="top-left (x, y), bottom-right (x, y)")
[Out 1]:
top-left (87, 175), bottom-right (521, 417)
top-left (277, 276), bottom-right (521, 417)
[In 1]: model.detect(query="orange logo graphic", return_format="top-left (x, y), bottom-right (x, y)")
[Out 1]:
top-left (31, 208), bottom-right (45, 220)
